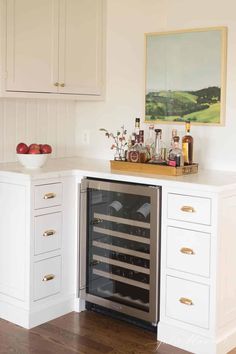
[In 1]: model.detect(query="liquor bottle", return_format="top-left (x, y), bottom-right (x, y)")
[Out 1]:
top-left (153, 129), bottom-right (161, 161)
top-left (168, 136), bottom-right (184, 167)
top-left (135, 117), bottom-right (140, 138)
top-left (145, 124), bottom-right (155, 159)
top-left (182, 121), bottom-right (193, 165)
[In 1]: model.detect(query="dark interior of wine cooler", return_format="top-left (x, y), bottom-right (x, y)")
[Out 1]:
top-left (85, 301), bottom-right (157, 333)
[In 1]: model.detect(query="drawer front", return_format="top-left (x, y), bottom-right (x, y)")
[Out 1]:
top-left (34, 256), bottom-right (61, 301)
top-left (168, 193), bottom-right (211, 225)
top-left (167, 226), bottom-right (211, 277)
top-left (34, 212), bottom-right (62, 255)
top-left (166, 276), bottom-right (209, 329)
top-left (34, 183), bottom-right (62, 209)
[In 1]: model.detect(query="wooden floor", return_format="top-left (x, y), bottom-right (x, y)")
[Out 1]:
top-left (0, 311), bottom-right (235, 354)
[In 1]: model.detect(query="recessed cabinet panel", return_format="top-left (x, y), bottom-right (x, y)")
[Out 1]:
top-left (166, 276), bottom-right (210, 329)
top-left (167, 193), bottom-right (211, 225)
top-left (59, 0), bottom-right (103, 95)
top-left (34, 256), bottom-right (61, 301)
top-left (166, 226), bottom-right (211, 277)
top-left (34, 212), bottom-right (62, 255)
top-left (6, 0), bottom-right (58, 93)
top-left (34, 183), bottom-right (62, 209)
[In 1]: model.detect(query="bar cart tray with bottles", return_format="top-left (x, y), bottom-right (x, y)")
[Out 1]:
top-left (110, 160), bottom-right (198, 176)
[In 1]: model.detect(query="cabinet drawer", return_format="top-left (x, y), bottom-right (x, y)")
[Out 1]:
top-left (167, 227), bottom-right (211, 277)
top-left (34, 256), bottom-right (61, 301)
top-left (166, 276), bottom-right (209, 329)
top-left (167, 193), bottom-right (211, 225)
top-left (34, 212), bottom-right (62, 255)
top-left (34, 183), bottom-right (62, 209)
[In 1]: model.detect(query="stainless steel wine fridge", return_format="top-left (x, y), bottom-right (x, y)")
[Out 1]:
top-left (79, 178), bottom-right (160, 325)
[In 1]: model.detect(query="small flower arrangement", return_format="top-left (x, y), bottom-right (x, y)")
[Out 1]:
top-left (99, 125), bottom-right (128, 160)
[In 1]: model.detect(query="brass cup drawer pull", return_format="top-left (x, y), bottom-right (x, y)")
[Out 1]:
top-left (42, 274), bottom-right (55, 282)
top-left (180, 247), bottom-right (195, 255)
top-left (43, 192), bottom-right (56, 200)
top-left (54, 82), bottom-right (59, 87)
top-left (43, 229), bottom-right (56, 237)
top-left (60, 83), bottom-right (65, 87)
top-left (179, 297), bottom-right (193, 306)
top-left (181, 205), bottom-right (196, 213)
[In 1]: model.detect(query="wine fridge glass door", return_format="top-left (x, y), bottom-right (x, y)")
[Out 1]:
top-left (80, 179), bottom-right (160, 324)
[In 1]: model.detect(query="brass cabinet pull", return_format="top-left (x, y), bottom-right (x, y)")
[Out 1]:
top-left (43, 229), bottom-right (56, 237)
top-left (181, 205), bottom-right (196, 213)
top-left (43, 192), bottom-right (56, 200)
top-left (60, 83), bottom-right (65, 87)
top-left (180, 247), bottom-right (195, 255)
top-left (179, 297), bottom-right (193, 306)
top-left (54, 82), bottom-right (59, 87)
top-left (42, 274), bottom-right (55, 282)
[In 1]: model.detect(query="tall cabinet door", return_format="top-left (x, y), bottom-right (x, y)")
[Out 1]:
top-left (58, 0), bottom-right (104, 95)
top-left (6, 0), bottom-right (59, 93)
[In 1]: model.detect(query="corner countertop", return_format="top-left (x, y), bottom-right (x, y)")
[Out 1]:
top-left (0, 156), bottom-right (236, 192)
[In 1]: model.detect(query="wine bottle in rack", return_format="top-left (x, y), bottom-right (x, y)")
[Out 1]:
top-left (135, 202), bottom-right (151, 221)
top-left (107, 200), bottom-right (123, 216)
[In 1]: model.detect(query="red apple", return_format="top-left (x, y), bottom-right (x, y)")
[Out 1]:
top-left (16, 142), bottom-right (29, 154)
top-left (28, 148), bottom-right (41, 154)
top-left (29, 143), bottom-right (40, 151)
top-left (40, 144), bottom-right (52, 154)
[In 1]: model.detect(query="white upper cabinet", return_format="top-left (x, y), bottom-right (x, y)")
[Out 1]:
top-left (4, 0), bottom-right (104, 98)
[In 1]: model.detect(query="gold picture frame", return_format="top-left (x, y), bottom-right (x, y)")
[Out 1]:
top-left (144, 27), bottom-right (227, 125)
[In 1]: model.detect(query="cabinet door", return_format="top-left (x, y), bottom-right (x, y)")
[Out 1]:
top-left (6, 0), bottom-right (59, 93)
top-left (58, 0), bottom-right (104, 95)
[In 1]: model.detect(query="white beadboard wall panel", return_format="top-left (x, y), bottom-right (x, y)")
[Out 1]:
top-left (0, 98), bottom-right (76, 162)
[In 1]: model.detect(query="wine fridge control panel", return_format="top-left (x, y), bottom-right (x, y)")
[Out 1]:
top-left (80, 179), bottom-right (160, 324)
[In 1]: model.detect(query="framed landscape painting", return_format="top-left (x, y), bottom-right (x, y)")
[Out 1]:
top-left (145, 27), bottom-right (227, 125)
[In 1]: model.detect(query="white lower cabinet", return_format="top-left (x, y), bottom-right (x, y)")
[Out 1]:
top-left (159, 187), bottom-right (236, 354)
top-left (0, 175), bottom-right (76, 329)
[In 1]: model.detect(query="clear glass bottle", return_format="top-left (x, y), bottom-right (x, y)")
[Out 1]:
top-left (135, 117), bottom-right (140, 141)
top-left (145, 124), bottom-right (155, 160)
top-left (182, 121), bottom-right (193, 165)
top-left (168, 136), bottom-right (184, 167)
top-left (153, 129), bottom-right (162, 162)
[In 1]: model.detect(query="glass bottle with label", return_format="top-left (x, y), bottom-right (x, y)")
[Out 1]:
top-left (168, 136), bottom-right (184, 167)
top-left (182, 121), bottom-right (193, 165)
top-left (145, 124), bottom-right (155, 160)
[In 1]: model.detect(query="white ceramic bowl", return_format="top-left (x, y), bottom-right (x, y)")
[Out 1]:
top-left (17, 153), bottom-right (50, 169)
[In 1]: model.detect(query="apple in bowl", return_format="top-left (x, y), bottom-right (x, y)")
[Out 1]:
top-left (16, 142), bottom-right (52, 169)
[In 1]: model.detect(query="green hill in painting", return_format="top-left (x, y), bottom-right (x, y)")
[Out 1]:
top-left (145, 86), bottom-right (221, 123)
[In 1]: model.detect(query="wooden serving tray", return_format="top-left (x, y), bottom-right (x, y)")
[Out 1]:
top-left (110, 160), bottom-right (198, 176)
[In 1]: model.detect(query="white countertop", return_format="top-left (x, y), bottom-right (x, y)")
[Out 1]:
top-left (0, 156), bottom-right (236, 192)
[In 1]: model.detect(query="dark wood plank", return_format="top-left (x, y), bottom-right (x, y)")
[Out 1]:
top-left (0, 311), bottom-right (235, 353)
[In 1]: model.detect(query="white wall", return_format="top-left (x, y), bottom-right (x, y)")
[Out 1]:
top-left (76, 0), bottom-right (236, 171)
top-left (0, 99), bottom-right (76, 162)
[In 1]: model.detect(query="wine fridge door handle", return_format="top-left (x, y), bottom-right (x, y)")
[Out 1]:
top-left (92, 218), bottom-right (103, 225)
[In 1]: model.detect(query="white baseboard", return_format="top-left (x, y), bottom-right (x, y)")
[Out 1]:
top-left (0, 296), bottom-right (75, 329)
top-left (0, 301), bottom-right (30, 328)
top-left (158, 322), bottom-right (236, 354)
top-left (29, 297), bottom-right (75, 329)
top-left (158, 322), bottom-right (215, 354)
